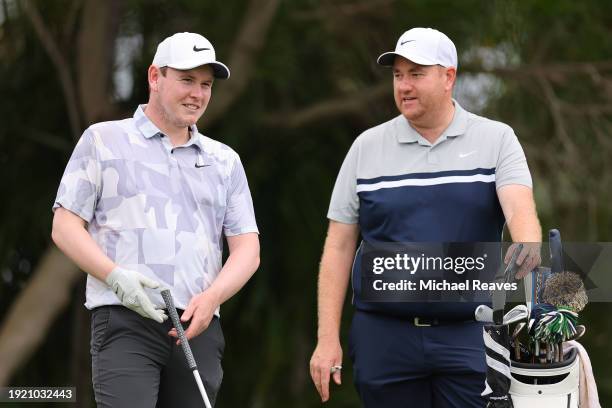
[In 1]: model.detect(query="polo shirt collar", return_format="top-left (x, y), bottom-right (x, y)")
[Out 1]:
top-left (395, 99), bottom-right (469, 145)
top-left (133, 104), bottom-right (204, 150)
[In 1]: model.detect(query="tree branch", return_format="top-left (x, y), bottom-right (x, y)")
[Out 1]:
top-left (461, 60), bottom-right (612, 79)
top-left (62, 0), bottom-right (83, 40)
top-left (0, 0), bottom-right (122, 387)
top-left (23, 128), bottom-right (73, 152)
top-left (261, 82), bottom-right (390, 128)
top-left (202, 0), bottom-right (281, 126)
top-left (262, 61), bottom-right (612, 129)
top-left (0, 247), bottom-right (81, 386)
top-left (77, 0), bottom-right (122, 124)
top-left (560, 103), bottom-right (612, 115)
top-left (536, 74), bottom-right (577, 157)
top-left (20, 0), bottom-right (82, 140)
top-left (292, 0), bottom-right (394, 20)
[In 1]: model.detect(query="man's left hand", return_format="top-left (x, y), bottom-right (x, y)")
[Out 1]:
top-left (505, 242), bottom-right (542, 279)
top-left (167, 289), bottom-right (220, 344)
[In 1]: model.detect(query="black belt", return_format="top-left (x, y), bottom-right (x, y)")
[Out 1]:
top-left (411, 316), bottom-right (475, 327)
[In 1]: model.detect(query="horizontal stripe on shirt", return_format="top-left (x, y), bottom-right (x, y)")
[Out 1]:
top-left (356, 171), bottom-right (496, 193)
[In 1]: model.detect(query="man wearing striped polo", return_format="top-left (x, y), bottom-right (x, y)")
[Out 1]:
top-left (310, 28), bottom-right (541, 407)
top-left (51, 32), bottom-right (259, 407)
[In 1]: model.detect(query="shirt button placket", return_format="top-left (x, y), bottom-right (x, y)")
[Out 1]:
top-left (427, 148), bottom-right (439, 164)
top-left (168, 144), bottom-right (178, 167)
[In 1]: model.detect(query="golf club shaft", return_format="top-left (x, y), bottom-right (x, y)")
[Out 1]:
top-left (193, 370), bottom-right (212, 408)
top-left (161, 290), bottom-right (212, 408)
top-left (492, 243), bottom-right (522, 324)
top-left (514, 341), bottom-right (521, 361)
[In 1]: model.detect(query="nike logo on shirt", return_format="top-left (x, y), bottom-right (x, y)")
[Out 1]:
top-left (459, 151), bottom-right (477, 158)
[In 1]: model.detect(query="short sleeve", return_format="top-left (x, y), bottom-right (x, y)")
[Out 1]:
top-left (223, 156), bottom-right (259, 236)
top-left (327, 139), bottom-right (360, 224)
top-left (496, 127), bottom-right (532, 189)
top-left (52, 128), bottom-right (102, 222)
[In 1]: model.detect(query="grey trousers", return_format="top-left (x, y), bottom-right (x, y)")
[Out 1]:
top-left (90, 306), bottom-right (224, 408)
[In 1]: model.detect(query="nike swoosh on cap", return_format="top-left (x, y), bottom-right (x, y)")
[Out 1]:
top-left (193, 46), bottom-right (210, 52)
top-left (400, 40), bottom-right (416, 45)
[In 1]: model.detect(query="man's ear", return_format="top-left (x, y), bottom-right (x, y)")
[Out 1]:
top-left (445, 67), bottom-right (457, 91)
top-left (148, 65), bottom-right (160, 92)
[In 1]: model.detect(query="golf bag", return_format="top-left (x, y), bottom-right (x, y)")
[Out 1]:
top-left (509, 229), bottom-right (581, 407)
top-left (509, 347), bottom-right (580, 407)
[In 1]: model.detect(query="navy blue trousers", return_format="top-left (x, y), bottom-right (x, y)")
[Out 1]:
top-left (349, 310), bottom-right (487, 408)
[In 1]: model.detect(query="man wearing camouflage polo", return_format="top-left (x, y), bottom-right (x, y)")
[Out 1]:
top-left (51, 32), bottom-right (259, 407)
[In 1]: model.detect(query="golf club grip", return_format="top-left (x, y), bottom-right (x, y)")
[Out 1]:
top-left (161, 290), bottom-right (197, 371)
top-left (506, 243), bottom-right (523, 281)
top-left (549, 229), bottom-right (564, 274)
top-left (493, 243), bottom-right (524, 324)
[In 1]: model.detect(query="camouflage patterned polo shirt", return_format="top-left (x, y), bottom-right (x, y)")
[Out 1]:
top-left (53, 105), bottom-right (259, 312)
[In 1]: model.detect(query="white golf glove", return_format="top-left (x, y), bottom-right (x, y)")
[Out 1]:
top-left (105, 267), bottom-right (168, 323)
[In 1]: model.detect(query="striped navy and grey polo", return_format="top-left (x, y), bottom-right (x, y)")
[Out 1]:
top-left (328, 100), bottom-right (532, 318)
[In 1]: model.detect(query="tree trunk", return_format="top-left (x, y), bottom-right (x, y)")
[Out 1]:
top-left (0, 247), bottom-right (81, 386)
top-left (0, 0), bottom-right (280, 387)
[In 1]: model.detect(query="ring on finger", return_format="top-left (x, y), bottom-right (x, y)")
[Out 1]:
top-left (330, 365), bottom-right (342, 373)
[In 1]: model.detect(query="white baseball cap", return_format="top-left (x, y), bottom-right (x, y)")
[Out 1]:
top-left (152, 32), bottom-right (230, 79)
top-left (377, 27), bottom-right (457, 68)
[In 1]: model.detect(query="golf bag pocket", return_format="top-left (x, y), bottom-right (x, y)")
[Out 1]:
top-left (509, 348), bottom-right (579, 408)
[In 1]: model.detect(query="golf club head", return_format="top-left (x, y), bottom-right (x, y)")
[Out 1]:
top-left (475, 304), bottom-right (528, 324)
top-left (503, 304), bottom-right (529, 325)
top-left (475, 304), bottom-right (493, 322)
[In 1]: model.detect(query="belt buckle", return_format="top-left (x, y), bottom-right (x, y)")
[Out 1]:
top-left (414, 317), bottom-right (431, 327)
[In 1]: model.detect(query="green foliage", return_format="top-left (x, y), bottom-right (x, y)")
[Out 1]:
top-left (1, 0), bottom-right (611, 406)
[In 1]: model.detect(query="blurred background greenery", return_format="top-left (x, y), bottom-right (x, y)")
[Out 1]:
top-left (1, 0), bottom-right (611, 406)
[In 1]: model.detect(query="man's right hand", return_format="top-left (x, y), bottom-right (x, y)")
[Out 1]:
top-left (105, 267), bottom-right (168, 323)
top-left (310, 337), bottom-right (343, 402)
